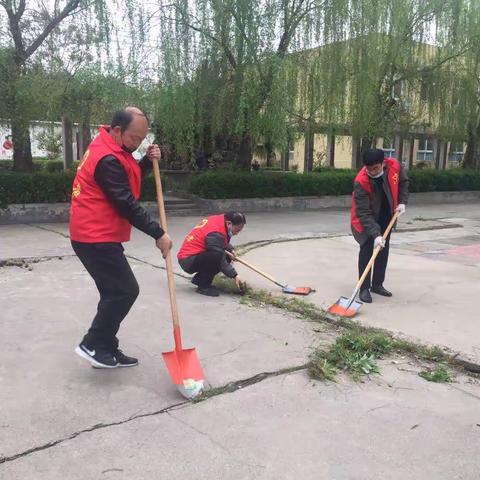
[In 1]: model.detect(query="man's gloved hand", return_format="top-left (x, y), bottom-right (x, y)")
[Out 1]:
top-left (395, 204), bottom-right (406, 216)
top-left (374, 236), bottom-right (386, 249)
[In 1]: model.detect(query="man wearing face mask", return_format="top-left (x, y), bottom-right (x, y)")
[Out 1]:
top-left (178, 212), bottom-right (246, 296)
top-left (351, 148), bottom-right (409, 303)
top-left (70, 107), bottom-right (173, 369)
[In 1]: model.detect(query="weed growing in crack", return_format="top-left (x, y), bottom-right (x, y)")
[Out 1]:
top-left (419, 365), bottom-right (452, 383)
top-left (309, 331), bottom-right (394, 381)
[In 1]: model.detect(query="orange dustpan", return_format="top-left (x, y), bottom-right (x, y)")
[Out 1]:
top-left (152, 158), bottom-right (204, 399)
top-left (328, 211), bottom-right (400, 318)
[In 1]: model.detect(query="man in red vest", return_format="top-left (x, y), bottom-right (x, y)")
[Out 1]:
top-left (351, 148), bottom-right (409, 303)
top-left (178, 212), bottom-right (246, 296)
top-left (70, 107), bottom-right (172, 369)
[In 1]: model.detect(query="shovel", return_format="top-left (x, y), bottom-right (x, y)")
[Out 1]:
top-left (226, 250), bottom-right (314, 295)
top-left (152, 157), bottom-right (204, 399)
top-left (328, 211), bottom-right (400, 318)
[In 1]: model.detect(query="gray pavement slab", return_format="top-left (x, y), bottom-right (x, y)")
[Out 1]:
top-left (2, 201), bottom-right (480, 479)
top-left (0, 257), bottom-right (316, 460)
top-left (2, 365), bottom-right (480, 480)
top-left (240, 227), bottom-right (480, 363)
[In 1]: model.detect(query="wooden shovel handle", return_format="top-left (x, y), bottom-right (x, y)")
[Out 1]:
top-left (354, 211), bottom-right (400, 292)
top-left (152, 157), bottom-right (180, 329)
top-left (225, 250), bottom-right (284, 288)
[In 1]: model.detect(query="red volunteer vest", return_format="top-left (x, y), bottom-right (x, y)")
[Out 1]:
top-left (69, 126), bottom-right (142, 243)
top-left (178, 214), bottom-right (228, 259)
top-left (351, 157), bottom-right (400, 234)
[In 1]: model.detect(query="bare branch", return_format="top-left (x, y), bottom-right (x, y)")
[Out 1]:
top-left (24, 0), bottom-right (82, 59)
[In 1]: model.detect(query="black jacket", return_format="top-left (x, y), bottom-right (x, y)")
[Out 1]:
top-left (352, 163), bottom-right (409, 245)
top-left (94, 155), bottom-right (164, 240)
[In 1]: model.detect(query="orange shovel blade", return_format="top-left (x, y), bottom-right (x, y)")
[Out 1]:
top-left (162, 348), bottom-right (204, 385)
top-left (328, 296), bottom-right (362, 318)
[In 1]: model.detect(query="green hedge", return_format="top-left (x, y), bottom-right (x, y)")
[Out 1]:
top-left (189, 169), bottom-right (480, 198)
top-left (0, 171), bottom-right (165, 208)
top-left (0, 172), bottom-right (75, 208)
top-left (1, 168), bottom-right (480, 207)
top-left (188, 170), bottom-right (357, 198)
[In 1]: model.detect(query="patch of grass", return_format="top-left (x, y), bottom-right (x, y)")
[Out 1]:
top-left (212, 274), bottom-right (244, 294)
top-left (309, 331), bottom-right (393, 381)
top-left (419, 365), bottom-right (452, 383)
top-left (391, 340), bottom-right (447, 362)
top-left (308, 352), bottom-right (336, 381)
top-left (223, 266), bottom-right (475, 378)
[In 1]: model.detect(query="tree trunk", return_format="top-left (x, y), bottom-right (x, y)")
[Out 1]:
top-left (351, 135), bottom-right (362, 169)
top-left (303, 125), bottom-right (314, 172)
top-left (62, 116), bottom-right (73, 170)
top-left (265, 141), bottom-right (275, 167)
top-left (360, 135), bottom-right (374, 154)
top-left (11, 115), bottom-right (34, 172)
top-left (81, 121), bottom-right (91, 153)
top-left (464, 120), bottom-right (480, 169)
top-left (237, 134), bottom-right (253, 169)
top-left (6, 64), bottom-right (34, 172)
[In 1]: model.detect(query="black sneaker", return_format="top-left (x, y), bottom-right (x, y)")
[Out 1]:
top-left (114, 349), bottom-right (138, 367)
top-left (75, 343), bottom-right (118, 369)
top-left (191, 274), bottom-right (200, 286)
top-left (196, 286), bottom-right (220, 297)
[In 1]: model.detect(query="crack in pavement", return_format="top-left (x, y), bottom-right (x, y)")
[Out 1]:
top-left (0, 365), bottom-right (307, 466)
top-left (28, 223), bottom-right (70, 239)
top-left (0, 255), bottom-right (75, 268)
top-left (0, 401), bottom-right (187, 466)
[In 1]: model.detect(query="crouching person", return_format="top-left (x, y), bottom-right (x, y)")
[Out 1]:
top-left (178, 212), bottom-right (246, 296)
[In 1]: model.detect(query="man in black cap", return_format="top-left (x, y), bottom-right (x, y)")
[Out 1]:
top-left (350, 148), bottom-right (409, 303)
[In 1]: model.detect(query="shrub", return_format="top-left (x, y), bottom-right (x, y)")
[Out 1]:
top-left (188, 170), bottom-right (357, 198)
top-left (44, 161), bottom-right (64, 173)
top-left (1, 168), bottom-right (479, 207)
top-left (0, 172), bottom-right (75, 208)
top-left (189, 169), bottom-right (480, 198)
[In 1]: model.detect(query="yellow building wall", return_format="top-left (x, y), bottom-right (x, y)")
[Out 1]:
top-left (313, 134), bottom-right (328, 167)
top-left (334, 135), bottom-right (352, 168)
top-left (292, 137), bottom-right (305, 172)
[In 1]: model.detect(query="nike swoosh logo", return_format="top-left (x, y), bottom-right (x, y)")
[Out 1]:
top-left (83, 346), bottom-right (96, 356)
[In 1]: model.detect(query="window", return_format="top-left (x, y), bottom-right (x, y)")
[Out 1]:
top-left (416, 136), bottom-right (433, 162)
top-left (448, 142), bottom-right (465, 162)
top-left (382, 138), bottom-right (396, 159)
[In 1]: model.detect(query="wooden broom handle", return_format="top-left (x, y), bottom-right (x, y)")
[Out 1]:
top-left (152, 157), bottom-right (180, 329)
top-left (225, 250), bottom-right (284, 287)
top-left (354, 211), bottom-right (400, 292)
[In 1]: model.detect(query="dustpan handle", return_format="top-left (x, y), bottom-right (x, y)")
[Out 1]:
top-left (225, 250), bottom-right (284, 288)
top-left (353, 211), bottom-right (400, 292)
top-left (152, 157), bottom-right (180, 332)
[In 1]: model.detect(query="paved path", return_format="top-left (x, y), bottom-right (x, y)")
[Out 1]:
top-left (1, 202), bottom-right (479, 479)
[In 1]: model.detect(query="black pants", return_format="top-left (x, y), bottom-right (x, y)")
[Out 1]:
top-left (358, 233), bottom-right (391, 290)
top-left (71, 241), bottom-right (139, 353)
top-left (181, 250), bottom-right (224, 288)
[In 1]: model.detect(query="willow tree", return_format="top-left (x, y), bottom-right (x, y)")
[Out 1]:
top-left (154, 0), bottom-right (338, 168)
top-left (434, 0), bottom-right (480, 169)
top-left (337, 0), bottom-right (473, 166)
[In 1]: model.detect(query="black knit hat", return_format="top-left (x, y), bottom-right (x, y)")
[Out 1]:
top-left (362, 149), bottom-right (385, 166)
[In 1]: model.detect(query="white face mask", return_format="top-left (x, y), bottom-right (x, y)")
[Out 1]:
top-left (367, 170), bottom-right (384, 179)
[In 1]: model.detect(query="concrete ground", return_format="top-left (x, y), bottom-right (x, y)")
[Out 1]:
top-left (1, 202), bottom-right (480, 479)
